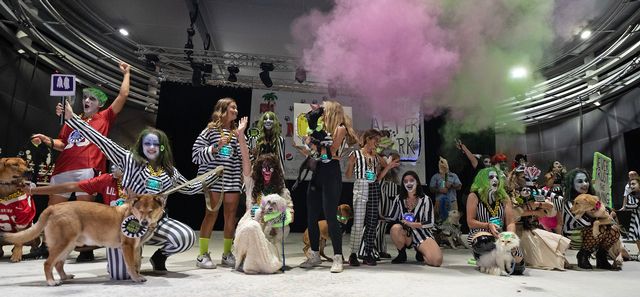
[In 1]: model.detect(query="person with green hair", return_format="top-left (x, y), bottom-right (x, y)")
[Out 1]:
top-left (28, 61), bottom-right (130, 262)
top-left (249, 111), bottom-right (285, 171)
top-left (466, 167), bottom-right (525, 274)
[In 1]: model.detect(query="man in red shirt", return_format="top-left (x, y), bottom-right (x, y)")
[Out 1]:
top-left (30, 62), bottom-right (130, 261)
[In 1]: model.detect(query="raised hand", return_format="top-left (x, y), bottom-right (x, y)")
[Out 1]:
top-left (237, 116), bottom-right (248, 135)
top-left (119, 62), bottom-right (131, 74)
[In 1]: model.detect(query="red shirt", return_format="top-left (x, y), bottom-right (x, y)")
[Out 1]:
top-left (0, 193), bottom-right (36, 232)
top-left (52, 107), bottom-right (116, 176)
top-left (78, 173), bottom-right (123, 206)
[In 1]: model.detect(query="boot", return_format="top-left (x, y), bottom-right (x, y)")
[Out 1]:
top-left (595, 249), bottom-right (617, 270)
top-left (150, 249), bottom-right (168, 272)
top-left (392, 247), bottom-right (407, 264)
top-left (576, 249), bottom-right (593, 269)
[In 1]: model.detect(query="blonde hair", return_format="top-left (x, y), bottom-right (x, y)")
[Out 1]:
top-left (207, 98), bottom-right (237, 129)
top-left (323, 100), bottom-right (358, 146)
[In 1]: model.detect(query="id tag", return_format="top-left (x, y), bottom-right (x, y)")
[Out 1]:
top-left (250, 204), bottom-right (260, 219)
top-left (365, 170), bottom-right (376, 182)
top-left (219, 145), bottom-right (233, 158)
top-left (146, 176), bottom-right (162, 193)
top-left (489, 216), bottom-right (503, 229)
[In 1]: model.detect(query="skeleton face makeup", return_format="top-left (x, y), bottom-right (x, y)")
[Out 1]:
top-left (262, 163), bottom-right (274, 184)
top-left (142, 134), bottom-right (160, 160)
top-left (488, 171), bottom-right (499, 191)
top-left (520, 187), bottom-right (532, 198)
top-left (573, 173), bottom-right (590, 194)
top-left (553, 161), bottom-right (563, 173)
top-left (263, 116), bottom-right (274, 130)
top-left (629, 180), bottom-right (639, 193)
top-left (403, 176), bottom-right (417, 193)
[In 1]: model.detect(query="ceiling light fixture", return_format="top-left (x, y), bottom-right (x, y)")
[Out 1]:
top-left (118, 28), bottom-right (129, 36)
top-left (594, 101), bottom-right (601, 107)
top-left (259, 62), bottom-right (274, 88)
top-left (580, 29), bottom-right (592, 40)
top-left (509, 66), bottom-right (528, 79)
top-left (227, 65), bottom-right (239, 82)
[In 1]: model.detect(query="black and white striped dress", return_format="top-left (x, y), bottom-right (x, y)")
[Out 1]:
top-left (192, 127), bottom-right (243, 192)
top-left (552, 196), bottom-right (593, 236)
top-left (468, 193), bottom-right (524, 258)
top-left (385, 194), bottom-right (435, 247)
top-left (248, 135), bottom-right (285, 171)
top-left (625, 193), bottom-right (640, 240)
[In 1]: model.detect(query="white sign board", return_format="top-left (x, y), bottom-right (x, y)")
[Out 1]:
top-left (50, 74), bottom-right (76, 96)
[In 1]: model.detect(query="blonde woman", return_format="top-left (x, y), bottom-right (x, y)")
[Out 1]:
top-left (192, 98), bottom-right (243, 269)
top-left (299, 100), bottom-right (358, 273)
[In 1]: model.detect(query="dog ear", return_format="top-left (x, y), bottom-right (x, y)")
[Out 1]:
top-left (0, 158), bottom-right (5, 170)
top-left (154, 195), bottom-right (168, 207)
top-left (126, 189), bottom-right (139, 203)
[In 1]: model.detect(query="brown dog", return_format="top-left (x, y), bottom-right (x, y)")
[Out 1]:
top-left (303, 204), bottom-right (352, 261)
top-left (0, 157), bottom-right (40, 262)
top-left (0, 193), bottom-right (165, 286)
top-left (570, 194), bottom-right (614, 237)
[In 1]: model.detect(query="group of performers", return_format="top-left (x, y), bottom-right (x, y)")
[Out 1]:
top-left (4, 61), bottom-right (639, 279)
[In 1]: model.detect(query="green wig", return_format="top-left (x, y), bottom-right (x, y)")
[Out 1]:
top-left (82, 87), bottom-right (108, 106)
top-left (255, 111), bottom-right (282, 155)
top-left (470, 167), bottom-right (509, 204)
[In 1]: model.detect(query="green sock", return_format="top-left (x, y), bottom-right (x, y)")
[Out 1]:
top-left (199, 238), bottom-right (209, 256)
top-left (223, 238), bottom-right (233, 255)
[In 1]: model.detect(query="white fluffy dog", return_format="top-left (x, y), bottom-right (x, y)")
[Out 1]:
top-left (477, 232), bottom-right (520, 276)
top-left (254, 194), bottom-right (291, 244)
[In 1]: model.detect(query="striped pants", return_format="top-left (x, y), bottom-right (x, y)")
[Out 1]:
top-left (351, 181), bottom-right (380, 257)
top-left (107, 216), bottom-right (196, 280)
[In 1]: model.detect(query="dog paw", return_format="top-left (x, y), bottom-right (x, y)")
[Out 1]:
top-left (131, 275), bottom-right (147, 283)
top-left (47, 279), bottom-right (62, 286)
top-left (10, 255), bottom-right (22, 263)
top-left (61, 274), bottom-right (75, 280)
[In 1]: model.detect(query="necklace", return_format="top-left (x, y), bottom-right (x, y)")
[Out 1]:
top-left (482, 197), bottom-right (501, 217)
top-left (0, 190), bottom-right (24, 203)
top-left (116, 179), bottom-right (127, 199)
top-left (405, 196), bottom-right (417, 212)
top-left (218, 125), bottom-right (236, 141)
top-left (147, 164), bottom-right (164, 177)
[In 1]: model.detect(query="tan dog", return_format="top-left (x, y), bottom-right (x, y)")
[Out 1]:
top-left (570, 194), bottom-right (614, 237)
top-left (0, 193), bottom-right (165, 286)
top-left (303, 204), bottom-right (352, 261)
top-left (0, 157), bottom-right (40, 262)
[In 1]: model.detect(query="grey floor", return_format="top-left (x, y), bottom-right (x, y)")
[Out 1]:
top-left (1, 231), bottom-right (639, 297)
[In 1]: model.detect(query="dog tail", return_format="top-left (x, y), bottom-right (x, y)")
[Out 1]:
top-left (0, 207), bottom-right (52, 244)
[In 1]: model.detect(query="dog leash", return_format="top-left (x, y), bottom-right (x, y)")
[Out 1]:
top-left (160, 166), bottom-right (223, 196)
top-left (281, 211), bottom-right (286, 273)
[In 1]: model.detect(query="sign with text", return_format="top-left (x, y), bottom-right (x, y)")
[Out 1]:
top-left (50, 74), bottom-right (76, 96)
top-left (371, 114), bottom-right (422, 162)
top-left (592, 152), bottom-right (612, 208)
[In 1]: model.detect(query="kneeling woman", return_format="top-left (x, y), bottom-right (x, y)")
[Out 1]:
top-left (385, 171), bottom-right (442, 266)
top-left (467, 168), bottom-right (525, 274)
top-left (233, 117), bottom-right (294, 274)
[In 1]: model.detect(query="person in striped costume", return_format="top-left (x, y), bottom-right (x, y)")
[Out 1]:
top-left (620, 176), bottom-right (640, 256)
top-left (376, 152), bottom-right (400, 259)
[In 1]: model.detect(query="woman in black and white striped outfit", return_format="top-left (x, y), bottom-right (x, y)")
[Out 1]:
top-left (59, 101), bottom-right (217, 277)
top-left (622, 177), bottom-right (640, 255)
top-left (376, 152), bottom-right (400, 259)
top-left (192, 98), bottom-right (243, 269)
top-left (248, 111), bottom-right (285, 171)
top-left (385, 170), bottom-right (442, 266)
top-left (466, 167), bottom-right (525, 274)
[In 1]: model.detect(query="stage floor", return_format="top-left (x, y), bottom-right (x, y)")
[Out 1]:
top-left (1, 232), bottom-right (639, 297)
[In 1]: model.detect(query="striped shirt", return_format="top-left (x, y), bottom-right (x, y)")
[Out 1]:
top-left (553, 195), bottom-right (592, 235)
top-left (192, 127), bottom-right (243, 192)
top-left (625, 193), bottom-right (639, 209)
top-left (385, 194), bottom-right (435, 245)
top-left (66, 116), bottom-right (213, 195)
top-left (468, 194), bottom-right (506, 239)
top-left (248, 135), bottom-right (285, 171)
top-left (350, 150), bottom-right (379, 181)
top-left (380, 180), bottom-right (399, 216)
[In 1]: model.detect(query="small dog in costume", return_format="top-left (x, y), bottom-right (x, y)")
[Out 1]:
top-left (303, 204), bottom-right (352, 261)
top-left (254, 193), bottom-right (292, 244)
top-left (476, 232), bottom-right (520, 276)
top-left (434, 209), bottom-right (467, 249)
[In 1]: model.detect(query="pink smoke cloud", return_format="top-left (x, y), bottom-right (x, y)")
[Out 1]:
top-left (292, 0), bottom-right (459, 119)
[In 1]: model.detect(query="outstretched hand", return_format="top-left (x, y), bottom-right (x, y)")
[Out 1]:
top-left (237, 116), bottom-right (248, 135)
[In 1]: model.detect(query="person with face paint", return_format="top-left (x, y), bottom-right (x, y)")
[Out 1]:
top-left (544, 161), bottom-right (566, 191)
top-left (192, 98), bottom-right (243, 269)
top-left (622, 171), bottom-right (639, 198)
top-left (345, 129), bottom-right (399, 266)
top-left (249, 111), bottom-right (285, 171)
top-left (620, 176), bottom-right (640, 256)
top-left (466, 168), bottom-right (525, 274)
top-left (429, 156), bottom-right (462, 223)
top-left (59, 101), bottom-right (219, 273)
top-left (384, 171), bottom-right (441, 266)
top-left (299, 100), bottom-right (358, 273)
top-left (29, 61), bottom-right (130, 262)
top-left (556, 169), bottom-right (620, 270)
top-left (232, 116), bottom-right (294, 273)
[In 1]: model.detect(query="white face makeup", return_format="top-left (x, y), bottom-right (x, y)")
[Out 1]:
top-left (483, 158), bottom-right (492, 168)
top-left (142, 134), bottom-right (160, 160)
top-left (520, 187), bottom-right (531, 198)
top-left (403, 176), bottom-right (417, 193)
top-left (553, 161), bottom-right (563, 172)
top-left (630, 180), bottom-right (639, 193)
top-left (263, 116), bottom-right (274, 130)
top-left (573, 173), bottom-right (590, 194)
top-left (83, 96), bottom-right (101, 115)
top-left (488, 171), bottom-right (499, 191)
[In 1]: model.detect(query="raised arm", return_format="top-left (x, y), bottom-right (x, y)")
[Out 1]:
top-left (236, 117), bottom-right (251, 177)
top-left (456, 139), bottom-right (479, 169)
top-left (110, 62), bottom-right (131, 114)
top-left (30, 134), bottom-right (65, 152)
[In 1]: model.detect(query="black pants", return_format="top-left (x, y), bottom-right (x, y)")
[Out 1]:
top-left (307, 160), bottom-right (342, 255)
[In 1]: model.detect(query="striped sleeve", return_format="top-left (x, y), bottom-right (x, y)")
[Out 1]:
top-left (66, 115), bottom-right (129, 169)
top-left (278, 136), bottom-right (285, 171)
top-left (385, 195), bottom-right (402, 222)
top-left (170, 168), bottom-right (202, 195)
top-left (419, 195), bottom-right (435, 229)
top-left (192, 128), bottom-right (216, 165)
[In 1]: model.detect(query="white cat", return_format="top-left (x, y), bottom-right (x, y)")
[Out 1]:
top-left (477, 232), bottom-right (520, 276)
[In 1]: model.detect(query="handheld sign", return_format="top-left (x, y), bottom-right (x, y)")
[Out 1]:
top-left (50, 74), bottom-right (76, 125)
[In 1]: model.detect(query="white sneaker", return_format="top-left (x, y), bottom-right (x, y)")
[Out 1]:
top-left (221, 253), bottom-right (236, 267)
top-left (330, 254), bottom-right (343, 273)
top-left (299, 250), bottom-right (322, 268)
top-left (196, 252), bottom-right (216, 269)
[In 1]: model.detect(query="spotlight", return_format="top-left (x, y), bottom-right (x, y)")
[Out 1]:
top-left (509, 66), bottom-right (528, 79)
top-left (580, 29), bottom-right (592, 40)
top-left (295, 67), bottom-right (306, 83)
top-left (118, 28), bottom-right (129, 36)
top-left (594, 101), bottom-right (601, 107)
top-left (17, 48), bottom-right (26, 54)
top-left (259, 62), bottom-right (274, 88)
top-left (227, 65), bottom-right (239, 82)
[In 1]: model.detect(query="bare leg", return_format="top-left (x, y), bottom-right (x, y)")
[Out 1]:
top-left (417, 238), bottom-right (443, 267)
top-left (390, 224), bottom-right (411, 249)
top-left (222, 193), bottom-right (240, 238)
top-left (199, 192), bottom-right (223, 239)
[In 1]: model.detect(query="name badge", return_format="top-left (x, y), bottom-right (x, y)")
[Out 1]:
top-left (111, 198), bottom-right (126, 207)
top-left (219, 144), bottom-right (233, 158)
top-left (146, 176), bottom-right (163, 193)
top-left (365, 170), bottom-right (376, 182)
top-left (121, 215), bottom-right (148, 238)
top-left (250, 204), bottom-right (260, 219)
top-left (489, 216), bottom-right (503, 229)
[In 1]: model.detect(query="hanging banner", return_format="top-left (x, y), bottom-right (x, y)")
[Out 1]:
top-left (592, 152), bottom-right (612, 208)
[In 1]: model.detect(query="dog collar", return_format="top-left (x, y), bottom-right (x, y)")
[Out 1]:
top-left (263, 210), bottom-right (292, 226)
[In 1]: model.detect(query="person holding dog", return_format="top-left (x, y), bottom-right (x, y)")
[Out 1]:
top-left (192, 98), bottom-right (243, 269)
top-left (299, 100), bottom-right (358, 273)
top-left (59, 101), bottom-right (219, 273)
top-left (248, 111), bottom-right (285, 171)
top-left (233, 116), bottom-right (294, 273)
top-left (345, 129), bottom-right (399, 266)
top-left (466, 167), bottom-right (525, 274)
top-left (29, 61), bottom-right (130, 262)
top-left (385, 170), bottom-right (442, 267)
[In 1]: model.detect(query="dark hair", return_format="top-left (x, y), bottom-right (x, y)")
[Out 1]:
top-left (562, 168), bottom-right (595, 203)
top-left (254, 112), bottom-right (283, 158)
top-left (251, 153), bottom-right (285, 200)
top-left (398, 170), bottom-right (425, 199)
top-left (131, 127), bottom-right (175, 177)
top-left (359, 129), bottom-right (382, 147)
